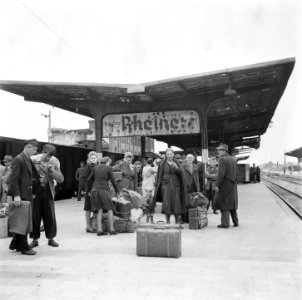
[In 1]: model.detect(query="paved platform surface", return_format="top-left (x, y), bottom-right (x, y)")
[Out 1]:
top-left (0, 183), bottom-right (301, 300)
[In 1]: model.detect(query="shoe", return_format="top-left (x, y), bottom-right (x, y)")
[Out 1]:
top-left (9, 244), bottom-right (21, 252)
top-left (109, 231), bottom-right (118, 235)
top-left (234, 224), bottom-right (239, 227)
top-left (97, 231), bottom-right (108, 236)
top-left (29, 240), bottom-right (39, 248)
top-left (217, 224), bottom-right (229, 229)
top-left (21, 249), bottom-right (37, 255)
top-left (9, 241), bottom-right (17, 251)
top-left (48, 239), bottom-right (59, 247)
top-left (86, 228), bottom-right (96, 233)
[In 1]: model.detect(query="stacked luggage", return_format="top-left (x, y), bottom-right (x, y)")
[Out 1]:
top-left (90, 189), bottom-right (146, 234)
top-left (188, 192), bottom-right (209, 230)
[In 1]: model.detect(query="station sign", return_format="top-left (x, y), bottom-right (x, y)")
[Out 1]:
top-left (102, 110), bottom-right (200, 137)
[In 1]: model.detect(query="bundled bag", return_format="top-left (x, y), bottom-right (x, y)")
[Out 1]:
top-left (121, 189), bottom-right (146, 209)
top-left (130, 208), bottom-right (143, 222)
top-left (188, 192), bottom-right (209, 208)
top-left (112, 195), bottom-right (131, 219)
top-left (113, 219), bottom-right (136, 233)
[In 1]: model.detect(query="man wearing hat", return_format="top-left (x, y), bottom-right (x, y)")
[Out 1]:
top-left (7, 139), bottom-right (40, 255)
top-left (1, 155), bottom-right (13, 203)
top-left (214, 143), bottom-right (239, 228)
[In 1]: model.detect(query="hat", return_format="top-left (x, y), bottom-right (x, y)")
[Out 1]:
top-left (124, 152), bottom-right (133, 158)
top-left (3, 155), bottom-right (13, 162)
top-left (24, 139), bottom-right (38, 147)
top-left (216, 143), bottom-right (228, 151)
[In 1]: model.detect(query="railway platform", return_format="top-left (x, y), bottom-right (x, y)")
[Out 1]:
top-left (0, 183), bottom-right (301, 300)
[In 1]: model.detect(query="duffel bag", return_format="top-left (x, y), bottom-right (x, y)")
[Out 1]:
top-left (188, 192), bottom-right (209, 208)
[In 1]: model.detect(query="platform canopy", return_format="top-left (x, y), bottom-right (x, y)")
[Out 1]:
top-left (285, 147), bottom-right (302, 159)
top-left (0, 57), bottom-right (295, 152)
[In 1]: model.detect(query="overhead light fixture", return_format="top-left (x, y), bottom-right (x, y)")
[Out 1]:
top-left (224, 85), bottom-right (237, 96)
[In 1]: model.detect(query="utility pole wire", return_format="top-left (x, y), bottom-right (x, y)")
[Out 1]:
top-left (18, 0), bottom-right (80, 56)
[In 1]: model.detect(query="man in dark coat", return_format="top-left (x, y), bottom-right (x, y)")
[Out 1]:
top-left (214, 143), bottom-right (239, 228)
top-left (75, 161), bottom-right (86, 201)
top-left (7, 139), bottom-right (40, 255)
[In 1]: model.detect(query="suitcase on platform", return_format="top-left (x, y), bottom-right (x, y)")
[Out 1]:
top-left (136, 228), bottom-right (181, 258)
top-left (189, 207), bottom-right (208, 230)
top-left (0, 217), bottom-right (8, 238)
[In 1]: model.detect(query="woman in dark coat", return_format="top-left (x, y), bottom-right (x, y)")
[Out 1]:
top-left (82, 151), bottom-right (98, 233)
top-left (149, 148), bottom-right (188, 224)
top-left (87, 157), bottom-right (120, 235)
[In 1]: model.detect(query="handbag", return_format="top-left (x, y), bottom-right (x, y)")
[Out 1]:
top-left (212, 192), bottom-right (220, 211)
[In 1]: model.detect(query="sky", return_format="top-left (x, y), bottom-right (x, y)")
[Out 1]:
top-left (0, 0), bottom-right (301, 165)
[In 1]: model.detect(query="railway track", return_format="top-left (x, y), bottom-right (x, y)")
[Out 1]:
top-left (262, 177), bottom-right (302, 219)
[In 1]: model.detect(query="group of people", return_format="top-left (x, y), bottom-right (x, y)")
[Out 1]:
top-left (148, 144), bottom-right (238, 229)
top-left (0, 139), bottom-right (64, 255)
top-left (75, 142), bottom-right (239, 234)
top-left (1, 140), bottom-right (239, 255)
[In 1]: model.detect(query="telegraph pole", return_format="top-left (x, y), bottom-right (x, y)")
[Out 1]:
top-left (42, 110), bottom-right (51, 142)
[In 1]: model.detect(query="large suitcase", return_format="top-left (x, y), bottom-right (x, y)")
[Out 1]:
top-left (188, 207), bottom-right (208, 230)
top-left (136, 228), bottom-right (181, 258)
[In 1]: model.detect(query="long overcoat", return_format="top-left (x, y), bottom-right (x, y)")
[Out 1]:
top-left (182, 163), bottom-right (200, 193)
top-left (214, 153), bottom-right (238, 211)
top-left (149, 159), bottom-right (188, 211)
top-left (7, 152), bottom-right (40, 201)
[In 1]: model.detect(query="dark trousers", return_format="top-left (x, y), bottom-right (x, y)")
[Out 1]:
top-left (206, 184), bottom-right (215, 211)
top-left (221, 210), bottom-right (239, 227)
top-left (9, 234), bottom-right (30, 251)
top-left (32, 186), bottom-right (57, 240)
top-left (77, 179), bottom-right (85, 200)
